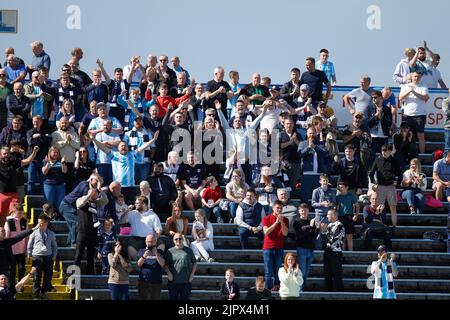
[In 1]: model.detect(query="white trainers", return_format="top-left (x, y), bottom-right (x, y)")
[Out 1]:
top-left (207, 258), bottom-right (215, 263)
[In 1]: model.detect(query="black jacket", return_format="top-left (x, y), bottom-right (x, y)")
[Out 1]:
top-left (0, 229), bottom-right (33, 274)
top-left (332, 156), bottom-right (368, 189)
top-left (293, 218), bottom-right (318, 250)
top-left (369, 156), bottom-right (402, 185)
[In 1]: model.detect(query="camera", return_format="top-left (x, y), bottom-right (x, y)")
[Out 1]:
top-left (147, 245), bottom-right (155, 251)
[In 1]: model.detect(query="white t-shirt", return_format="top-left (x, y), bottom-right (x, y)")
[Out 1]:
top-left (127, 209), bottom-right (162, 238)
top-left (399, 84), bottom-right (429, 116)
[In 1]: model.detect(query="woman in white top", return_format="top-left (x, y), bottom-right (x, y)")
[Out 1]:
top-left (401, 158), bottom-right (426, 214)
top-left (278, 252), bottom-right (303, 299)
top-left (225, 169), bottom-right (249, 219)
top-left (190, 209), bottom-right (215, 263)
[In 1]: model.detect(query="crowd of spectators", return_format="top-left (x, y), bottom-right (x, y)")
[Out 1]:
top-left (0, 39), bottom-right (449, 300)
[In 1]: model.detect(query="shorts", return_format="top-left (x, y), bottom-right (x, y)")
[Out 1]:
top-left (376, 184), bottom-right (397, 206)
top-left (339, 214), bottom-right (355, 235)
top-left (404, 115), bottom-right (426, 134)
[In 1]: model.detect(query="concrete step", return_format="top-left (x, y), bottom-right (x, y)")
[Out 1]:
top-left (53, 234), bottom-right (447, 253)
top-left (61, 260), bottom-right (450, 280)
top-left (74, 288), bottom-right (450, 300)
top-left (48, 221), bottom-right (447, 239)
top-left (77, 274), bottom-right (450, 293)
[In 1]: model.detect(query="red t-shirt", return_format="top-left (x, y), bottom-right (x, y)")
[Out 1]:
top-left (262, 214), bottom-right (288, 250)
top-left (202, 187), bottom-right (222, 203)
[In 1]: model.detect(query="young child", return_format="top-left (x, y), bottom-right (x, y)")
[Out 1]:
top-left (245, 275), bottom-right (272, 300)
top-left (201, 176), bottom-right (224, 223)
top-left (220, 268), bottom-right (240, 300)
top-left (115, 194), bottom-right (129, 224)
top-left (311, 174), bottom-right (336, 250)
top-left (336, 181), bottom-right (359, 251)
top-left (97, 220), bottom-right (117, 275)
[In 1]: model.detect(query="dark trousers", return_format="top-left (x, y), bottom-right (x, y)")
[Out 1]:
top-left (238, 227), bottom-right (263, 249)
top-left (168, 281), bottom-right (192, 300)
top-left (63, 162), bottom-right (75, 195)
top-left (9, 253), bottom-right (26, 292)
top-left (32, 256), bottom-right (53, 298)
top-left (364, 229), bottom-right (392, 251)
top-left (74, 232), bottom-right (97, 274)
top-left (138, 281), bottom-right (162, 300)
top-left (323, 250), bottom-right (343, 292)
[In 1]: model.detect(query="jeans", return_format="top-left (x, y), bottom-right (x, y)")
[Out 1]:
top-left (401, 189), bottom-right (425, 213)
top-left (135, 163), bottom-right (150, 184)
top-left (262, 248), bottom-right (284, 289)
top-left (168, 282), bottom-right (192, 300)
top-left (445, 129), bottom-right (450, 154)
top-left (108, 284), bottom-right (129, 300)
top-left (27, 161), bottom-right (44, 194)
top-left (229, 202), bottom-right (239, 219)
top-left (296, 247), bottom-right (314, 291)
top-left (43, 183), bottom-right (65, 214)
top-left (96, 163), bottom-right (113, 186)
top-left (60, 201), bottom-right (77, 245)
top-left (202, 205), bottom-right (222, 222)
top-left (238, 227), bottom-right (263, 249)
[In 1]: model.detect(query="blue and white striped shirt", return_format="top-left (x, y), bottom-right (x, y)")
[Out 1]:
top-left (111, 150), bottom-right (137, 187)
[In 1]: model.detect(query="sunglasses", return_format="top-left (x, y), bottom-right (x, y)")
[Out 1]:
top-left (174, 238), bottom-right (183, 241)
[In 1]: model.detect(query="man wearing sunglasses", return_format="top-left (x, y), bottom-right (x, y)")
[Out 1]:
top-left (164, 232), bottom-right (197, 300)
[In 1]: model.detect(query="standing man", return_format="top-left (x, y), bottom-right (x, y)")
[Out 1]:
top-left (164, 232), bottom-right (197, 300)
top-left (26, 115), bottom-right (51, 194)
top-left (262, 200), bottom-right (288, 292)
top-left (28, 41), bottom-right (51, 75)
top-left (27, 214), bottom-right (57, 300)
top-left (320, 209), bottom-right (344, 292)
top-left (136, 234), bottom-right (165, 300)
top-left (148, 163), bottom-right (178, 217)
top-left (74, 186), bottom-right (108, 275)
top-left (205, 67), bottom-right (233, 118)
top-left (316, 49), bottom-right (337, 86)
top-left (300, 57), bottom-right (331, 107)
top-left (399, 71), bottom-right (429, 154)
top-left (370, 245), bottom-right (398, 299)
top-left (344, 75), bottom-right (373, 123)
top-left (51, 117), bottom-right (80, 193)
top-left (369, 144), bottom-right (401, 227)
top-left (280, 68), bottom-right (301, 105)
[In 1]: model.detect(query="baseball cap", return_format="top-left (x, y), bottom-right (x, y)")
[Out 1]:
top-left (377, 245), bottom-right (387, 253)
top-left (318, 101), bottom-right (327, 108)
top-left (134, 115), bottom-right (143, 120)
top-left (300, 84), bottom-right (310, 91)
top-left (354, 111), bottom-right (363, 118)
top-left (270, 86), bottom-right (280, 92)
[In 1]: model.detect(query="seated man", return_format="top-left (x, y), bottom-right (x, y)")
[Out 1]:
top-left (362, 193), bottom-right (392, 251)
top-left (235, 189), bottom-right (265, 249)
top-left (176, 151), bottom-right (206, 211)
top-left (432, 151), bottom-right (450, 202)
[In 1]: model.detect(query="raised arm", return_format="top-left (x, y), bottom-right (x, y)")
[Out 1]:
top-left (136, 131), bottom-right (159, 154)
top-left (215, 100), bottom-right (230, 130)
top-left (90, 133), bottom-right (112, 154)
top-left (96, 59), bottom-right (111, 84)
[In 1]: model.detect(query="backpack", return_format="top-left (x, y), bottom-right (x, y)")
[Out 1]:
top-left (433, 149), bottom-right (444, 163)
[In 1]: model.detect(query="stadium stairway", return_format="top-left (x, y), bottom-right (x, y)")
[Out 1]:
top-left (19, 130), bottom-right (450, 300)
